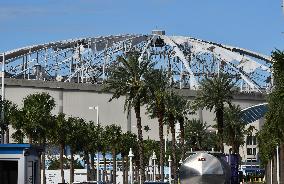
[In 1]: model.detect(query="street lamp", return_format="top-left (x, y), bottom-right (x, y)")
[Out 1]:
top-left (168, 155), bottom-right (172, 184)
top-left (89, 106), bottom-right (99, 125)
top-left (89, 105), bottom-right (100, 181)
top-left (152, 151), bottom-right (157, 182)
top-left (128, 148), bottom-right (134, 184)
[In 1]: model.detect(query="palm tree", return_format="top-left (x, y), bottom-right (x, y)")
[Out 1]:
top-left (144, 69), bottom-right (169, 180)
top-left (21, 92), bottom-right (55, 184)
top-left (173, 95), bottom-right (191, 160)
top-left (223, 104), bottom-right (254, 154)
top-left (104, 124), bottom-right (122, 184)
top-left (82, 121), bottom-right (96, 181)
top-left (50, 113), bottom-right (71, 183)
top-left (223, 104), bottom-right (254, 183)
top-left (164, 91), bottom-right (180, 183)
top-left (193, 74), bottom-right (234, 151)
top-left (21, 92), bottom-right (56, 144)
top-left (66, 117), bottom-right (78, 184)
top-left (69, 119), bottom-right (94, 181)
top-left (143, 139), bottom-right (160, 180)
top-left (0, 99), bottom-right (19, 144)
top-left (88, 122), bottom-right (103, 181)
top-left (10, 109), bottom-right (25, 143)
top-left (67, 117), bottom-right (87, 183)
top-left (105, 51), bottom-right (153, 182)
top-left (100, 126), bottom-right (110, 183)
top-left (184, 119), bottom-right (213, 151)
top-left (120, 131), bottom-right (137, 184)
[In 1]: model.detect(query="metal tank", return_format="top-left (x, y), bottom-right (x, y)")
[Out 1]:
top-left (179, 152), bottom-right (231, 184)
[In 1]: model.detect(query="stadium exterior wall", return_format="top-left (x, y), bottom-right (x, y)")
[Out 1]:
top-left (2, 79), bottom-right (266, 143)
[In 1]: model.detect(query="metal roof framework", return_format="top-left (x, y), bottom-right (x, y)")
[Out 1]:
top-left (0, 33), bottom-right (272, 93)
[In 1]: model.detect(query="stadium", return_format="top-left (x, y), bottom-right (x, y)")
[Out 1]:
top-left (0, 30), bottom-right (271, 182)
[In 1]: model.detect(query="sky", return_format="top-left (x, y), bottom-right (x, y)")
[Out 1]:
top-left (0, 0), bottom-right (283, 56)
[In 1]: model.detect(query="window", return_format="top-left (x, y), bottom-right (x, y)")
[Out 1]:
top-left (247, 148), bottom-right (252, 155)
top-left (253, 136), bottom-right (257, 145)
top-left (247, 148), bottom-right (257, 155)
top-left (246, 136), bottom-right (257, 145)
top-left (0, 161), bottom-right (18, 184)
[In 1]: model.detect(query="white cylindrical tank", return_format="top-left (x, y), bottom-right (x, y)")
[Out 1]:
top-left (179, 152), bottom-right (231, 184)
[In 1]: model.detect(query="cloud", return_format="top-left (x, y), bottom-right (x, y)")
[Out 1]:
top-left (0, 6), bottom-right (47, 19)
top-left (0, 2), bottom-right (103, 21)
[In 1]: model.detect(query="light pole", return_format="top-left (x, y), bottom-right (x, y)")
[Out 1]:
top-left (179, 159), bottom-right (183, 179)
top-left (0, 53), bottom-right (5, 144)
top-left (150, 157), bottom-right (153, 181)
top-left (89, 106), bottom-right (100, 181)
top-left (89, 106), bottom-right (99, 125)
top-left (277, 145), bottom-right (280, 184)
top-left (128, 148), bottom-right (134, 184)
top-left (152, 151), bottom-right (157, 182)
top-left (168, 155), bottom-right (172, 184)
top-left (165, 134), bottom-right (167, 153)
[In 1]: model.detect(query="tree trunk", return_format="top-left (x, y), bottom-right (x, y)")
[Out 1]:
top-left (28, 135), bottom-right (32, 144)
top-left (112, 149), bottom-right (117, 184)
top-left (90, 153), bottom-right (95, 181)
top-left (216, 106), bottom-right (224, 152)
top-left (232, 144), bottom-right (237, 154)
top-left (230, 140), bottom-right (239, 154)
top-left (86, 152), bottom-right (91, 181)
top-left (5, 128), bottom-right (9, 143)
top-left (125, 156), bottom-right (129, 184)
top-left (169, 116), bottom-right (177, 184)
top-left (20, 133), bottom-right (24, 143)
top-left (134, 103), bottom-right (145, 183)
top-left (157, 110), bottom-right (165, 181)
top-left (272, 152), bottom-right (277, 183)
top-left (60, 143), bottom-right (65, 183)
top-left (279, 143), bottom-right (284, 184)
top-left (0, 129), bottom-right (4, 144)
top-left (42, 143), bottom-right (46, 184)
top-left (266, 160), bottom-right (271, 184)
top-left (39, 151), bottom-right (42, 184)
top-left (135, 161), bottom-right (139, 183)
top-left (122, 156), bottom-right (125, 184)
top-left (179, 118), bottom-right (185, 160)
top-left (70, 148), bottom-right (74, 184)
top-left (103, 153), bottom-right (107, 183)
top-left (233, 146), bottom-right (240, 184)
